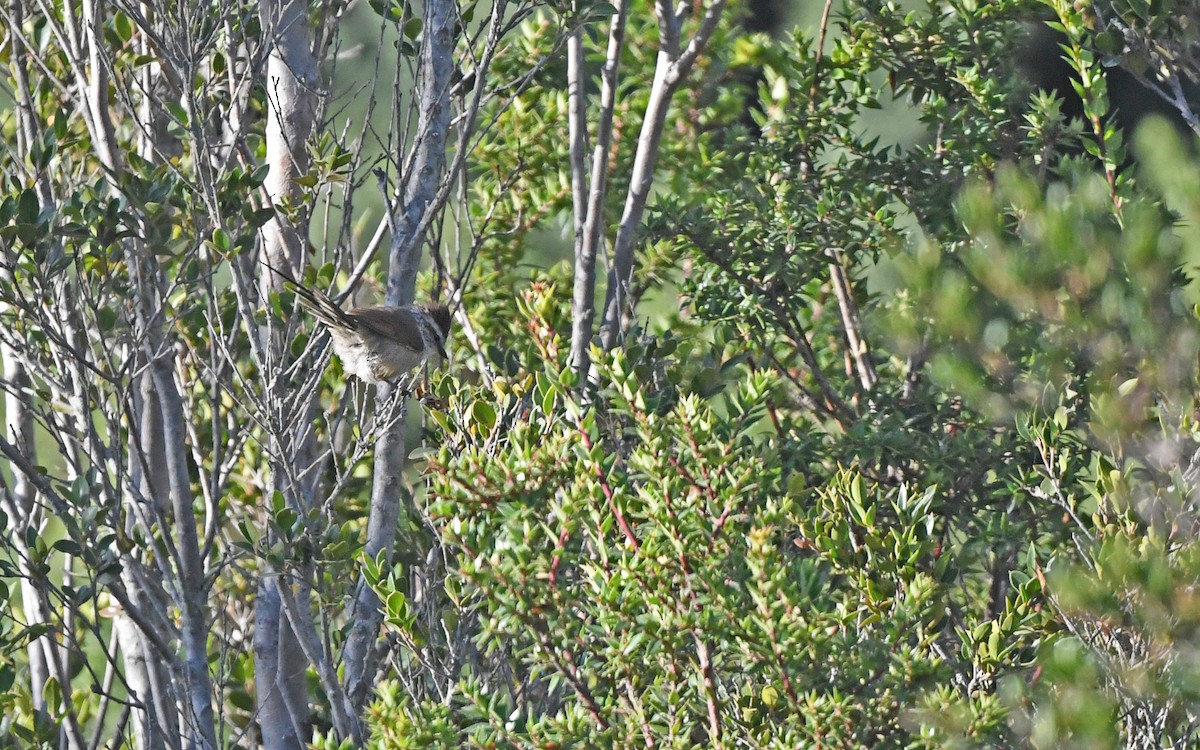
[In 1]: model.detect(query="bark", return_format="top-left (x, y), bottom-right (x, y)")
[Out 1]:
top-left (599, 53), bottom-right (672, 349)
top-left (276, 578), bottom-right (361, 742)
top-left (260, 0), bottom-right (320, 277)
top-left (114, 615), bottom-right (182, 750)
top-left (1, 348), bottom-right (53, 722)
top-left (4, 3), bottom-right (86, 742)
top-left (76, 0), bottom-right (121, 169)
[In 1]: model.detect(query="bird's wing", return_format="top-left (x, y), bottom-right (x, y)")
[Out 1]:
top-left (346, 306), bottom-right (426, 352)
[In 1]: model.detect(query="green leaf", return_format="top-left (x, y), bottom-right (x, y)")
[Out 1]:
top-left (42, 676), bottom-right (62, 715)
top-left (249, 164), bottom-right (270, 188)
top-left (167, 102), bottom-right (189, 126)
top-left (114, 12), bottom-right (134, 43)
top-left (52, 539), bottom-right (82, 556)
top-left (96, 307), bottom-right (117, 332)
top-left (211, 228), bottom-right (231, 254)
top-left (17, 189), bottom-right (38, 225)
top-left (471, 400), bottom-right (497, 433)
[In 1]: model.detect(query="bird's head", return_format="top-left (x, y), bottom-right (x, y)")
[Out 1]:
top-left (424, 304), bottom-right (452, 357)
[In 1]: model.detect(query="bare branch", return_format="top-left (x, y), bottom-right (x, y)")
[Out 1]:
top-left (829, 257), bottom-right (876, 391)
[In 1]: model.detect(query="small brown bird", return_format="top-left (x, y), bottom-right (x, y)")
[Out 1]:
top-left (286, 278), bottom-right (452, 384)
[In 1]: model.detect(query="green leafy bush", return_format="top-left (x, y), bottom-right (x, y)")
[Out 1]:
top-left (358, 1), bottom-right (1200, 747)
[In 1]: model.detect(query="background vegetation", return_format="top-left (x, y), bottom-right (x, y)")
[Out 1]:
top-left (2, 0), bottom-right (1200, 747)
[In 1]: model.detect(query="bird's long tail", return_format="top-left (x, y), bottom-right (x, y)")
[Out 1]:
top-left (260, 259), bottom-right (352, 330)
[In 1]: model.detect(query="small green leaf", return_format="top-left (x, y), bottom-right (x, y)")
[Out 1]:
top-left (42, 676), bottom-right (62, 715)
top-left (167, 102), bottom-right (189, 126)
top-left (114, 12), bottom-right (134, 43)
top-left (211, 227), bottom-right (231, 254)
top-left (471, 400), bottom-right (497, 432)
top-left (249, 164), bottom-right (270, 188)
top-left (96, 307), bottom-right (117, 332)
top-left (17, 189), bottom-right (38, 225)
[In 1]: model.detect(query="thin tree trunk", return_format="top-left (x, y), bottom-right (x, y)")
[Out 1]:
top-left (569, 1), bottom-right (629, 383)
top-left (114, 614), bottom-right (182, 750)
top-left (828, 258), bottom-right (876, 391)
top-left (599, 52), bottom-right (674, 349)
top-left (259, 0), bottom-right (319, 277)
top-left (5, 0), bottom-right (57, 721)
top-left (149, 353), bottom-right (218, 750)
top-left (256, 1), bottom-right (321, 746)
top-left (344, 0), bottom-right (458, 710)
top-left (567, 26), bottom-right (591, 376)
top-left (78, 0), bottom-right (121, 169)
top-left (8, 8), bottom-right (96, 745)
top-left (2, 326), bottom-right (50, 722)
top-left (253, 576), bottom-right (307, 749)
top-left (121, 373), bottom-right (182, 750)
top-left (382, 0), bottom-right (456, 307)
top-left (598, 0), bottom-right (727, 349)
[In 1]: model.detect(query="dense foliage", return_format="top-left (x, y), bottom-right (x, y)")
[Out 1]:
top-left (2, 0), bottom-right (1200, 747)
top-left (361, 1), bottom-right (1200, 748)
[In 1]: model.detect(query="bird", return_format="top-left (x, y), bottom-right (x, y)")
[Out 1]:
top-left (274, 267), bottom-right (452, 384)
